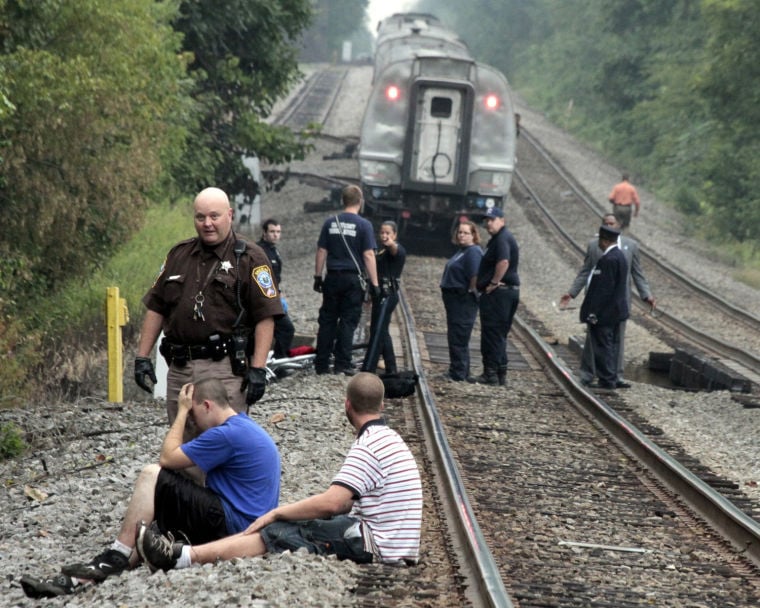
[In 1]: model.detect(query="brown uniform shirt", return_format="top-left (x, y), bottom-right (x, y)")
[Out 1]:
top-left (142, 232), bottom-right (283, 344)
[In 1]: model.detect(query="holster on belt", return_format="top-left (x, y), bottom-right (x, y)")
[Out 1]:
top-left (228, 333), bottom-right (249, 376)
top-left (381, 277), bottom-right (400, 295)
top-left (159, 339), bottom-right (183, 367)
top-left (159, 334), bottom-right (230, 368)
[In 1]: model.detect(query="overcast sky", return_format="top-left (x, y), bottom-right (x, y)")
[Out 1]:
top-left (366, 0), bottom-right (416, 32)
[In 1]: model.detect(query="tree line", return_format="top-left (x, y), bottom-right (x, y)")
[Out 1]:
top-left (414, 0), bottom-right (760, 248)
top-left (0, 0), bottom-right (369, 400)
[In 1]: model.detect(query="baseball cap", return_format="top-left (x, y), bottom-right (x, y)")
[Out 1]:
top-left (484, 207), bottom-right (504, 219)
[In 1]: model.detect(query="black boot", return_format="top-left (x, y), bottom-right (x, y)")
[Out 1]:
top-left (497, 368), bottom-right (507, 387)
top-left (468, 367), bottom-right (498, 385)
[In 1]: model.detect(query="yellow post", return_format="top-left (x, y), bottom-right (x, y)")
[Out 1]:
top-left (106, 287), bottom-right (129, 402)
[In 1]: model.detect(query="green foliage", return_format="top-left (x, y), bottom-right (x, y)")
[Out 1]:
top-left (414, 0), bottom-right (538, 78)
top-left (696, 0), bottom-right (760, 242)
top-left (0, 0), bottom-right (189, 304)
top-left (33, 200), bottom-right (192, 340)
top-left (0, 1), bottom-right (324, 398)
top-left (0, 192), bottom-right (192, 402)
top-left (0, 422), bottom-right (25, 460)
top-left (300, 0), bottom-right (370, 62)
top-left (412, 0), bottom-right (760, 247)
top-left (0, 310), bottom-right (41, 405)
top-left (171, 0), bottom-right (315, 193)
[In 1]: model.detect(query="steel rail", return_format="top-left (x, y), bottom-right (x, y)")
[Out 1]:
top-left (397, 289), bottom-right (515, 608)
top-left (271, 71), bottom-right (321, 126)
top-left (274, 67), bottom-right (348, 129)
top-left (520, 127), bottom-right (760, 331)
top-left (513, 162), bottom-right (760, 374)
top-left (512, 313), bottom-right (760, 569)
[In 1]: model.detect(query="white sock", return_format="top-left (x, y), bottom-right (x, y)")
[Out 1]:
top-left (110, 539), bottom-right (132, 559)
top-left (175, 545), bottom-right (192, 569)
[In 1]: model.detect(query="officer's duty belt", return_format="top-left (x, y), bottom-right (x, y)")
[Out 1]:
top-left (159, 336), bottom-right (229, 365)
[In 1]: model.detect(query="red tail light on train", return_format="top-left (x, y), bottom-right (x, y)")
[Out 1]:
top-left (485, 94), bottom-right (500, 110)
top-left (386, 85), bottom-right (401, 101)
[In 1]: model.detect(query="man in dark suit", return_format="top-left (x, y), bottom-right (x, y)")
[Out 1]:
top-left (578, 224), bottom-right (629, 390)
top-left (560, 214), bottom-right (656, 387)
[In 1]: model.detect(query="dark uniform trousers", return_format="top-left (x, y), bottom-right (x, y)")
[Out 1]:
top-left (368, 291), bottom-right (399, 373)
top-left (442, 290), bottom-right (479, 380)
top-left (316, 273), bottom-right (364, 372)
top-left (587, 322), bottom-right (620, 388)
top-left (580, 319), bottom-right (626, 383)
top-left (479, 287), bottom-right (519, 374)
top-left (273, 314), bottom-right (295, 359)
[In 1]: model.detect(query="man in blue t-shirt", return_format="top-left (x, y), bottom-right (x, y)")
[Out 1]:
top-left (20, 378), bottom-right (280, 599)
top-left (313, 185), bottom-right (380, 375)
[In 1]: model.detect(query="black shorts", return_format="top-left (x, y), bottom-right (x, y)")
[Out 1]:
top-left (154, 468), bottom-right (228, 544)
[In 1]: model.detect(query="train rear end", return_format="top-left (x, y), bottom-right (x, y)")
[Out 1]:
top-left (359, 56), bottom-right (516, 242)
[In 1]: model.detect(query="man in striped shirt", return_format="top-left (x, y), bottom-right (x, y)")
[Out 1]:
top-left (136, 372), bottom-right (423, 569)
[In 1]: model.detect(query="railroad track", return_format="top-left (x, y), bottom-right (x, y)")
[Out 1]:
top-left (515, 127), bottom-right (760, 384)
top-left (376, 266), bottom-right (760, 606)
top-left (267, 64), bottom-right (760, 606)
top-left (272, 66), bottom-right (348, 130)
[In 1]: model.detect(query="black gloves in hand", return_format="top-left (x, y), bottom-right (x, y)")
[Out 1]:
top-left (313, 275), bottom-right (323, 293)
top-left (134, 357), bottom-right (157, 393)
top-left (241, 366), bottom-right (267, 406)
top-left (370, 284), bottom-right (382, 301)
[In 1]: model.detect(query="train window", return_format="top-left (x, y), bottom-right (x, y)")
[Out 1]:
top-left (430, 97), bottom-right (452, 118)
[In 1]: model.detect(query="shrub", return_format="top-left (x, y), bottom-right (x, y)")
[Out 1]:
top-left (0, 422), bottom-right (26, 460)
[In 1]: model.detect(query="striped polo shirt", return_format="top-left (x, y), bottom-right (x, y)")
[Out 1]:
top-left (332, 419), bottom-right (423, 564)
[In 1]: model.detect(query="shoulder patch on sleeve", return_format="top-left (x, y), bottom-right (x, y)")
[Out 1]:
top-left (151, 256), bottom-right (168, 288)
top-left (252, 265), bottom-right (278, 298)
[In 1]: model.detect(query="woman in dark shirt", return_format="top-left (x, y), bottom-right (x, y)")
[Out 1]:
top-left (439, 221), bottom-right (483, 381)
top-left (364, 221), bottom-right (406, 375)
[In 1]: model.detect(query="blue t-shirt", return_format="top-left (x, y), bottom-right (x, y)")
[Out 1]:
top-left (440, 245), bottom-right (483, 289)
top-left (477, 226), bottom-right (520, 290)
top-left (317, 212), bottom-right (377, 271)
top-left (182, 413), bottom-right (280, 533)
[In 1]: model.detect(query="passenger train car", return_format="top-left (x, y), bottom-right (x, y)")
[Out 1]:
top-left (359, 13), bottom-right (517, 238)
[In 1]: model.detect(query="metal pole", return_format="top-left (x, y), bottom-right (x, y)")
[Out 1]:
top-left (106, 287), bottom-right (129, 402)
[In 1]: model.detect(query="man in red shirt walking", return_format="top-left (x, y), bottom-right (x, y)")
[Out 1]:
top-left (608, 173), bottom-right (640, 229)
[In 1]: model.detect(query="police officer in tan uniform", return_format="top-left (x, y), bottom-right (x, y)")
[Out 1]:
top-left (134, 187), bottom-right (283, 426)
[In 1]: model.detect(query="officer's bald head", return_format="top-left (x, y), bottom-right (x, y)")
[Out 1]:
top-left (194, 187), bottom-right (233, 246)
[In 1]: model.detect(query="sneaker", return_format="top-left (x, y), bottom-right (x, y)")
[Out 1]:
top-left (20, 573), bottom-right (76, 598)
top-left (61, 548), bottom-right (129, 582)
top-left (136, 521), bottom-right (184, 572)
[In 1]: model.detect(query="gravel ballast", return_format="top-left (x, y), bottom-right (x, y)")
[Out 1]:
top-left (1, 65), bottom-right (758, 606)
